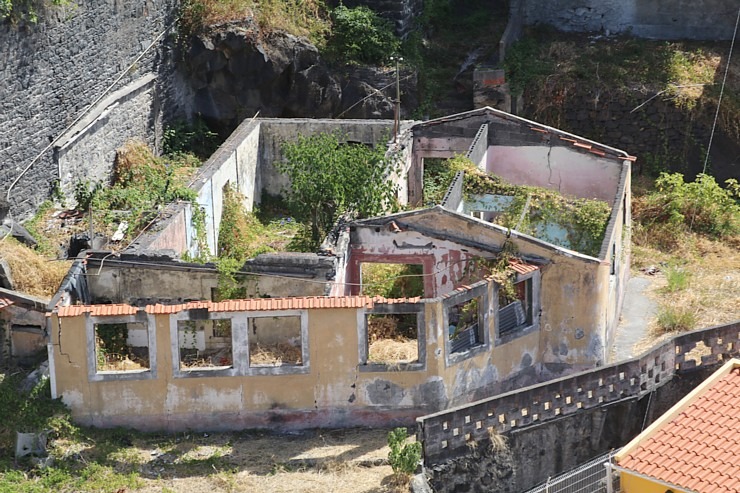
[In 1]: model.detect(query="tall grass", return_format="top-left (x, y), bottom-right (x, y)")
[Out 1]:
top-left (656, 304), bottom-right (697, 334)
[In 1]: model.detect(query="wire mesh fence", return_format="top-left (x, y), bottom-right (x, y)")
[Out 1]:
top-left (522, 450), bottom-right (620, 493)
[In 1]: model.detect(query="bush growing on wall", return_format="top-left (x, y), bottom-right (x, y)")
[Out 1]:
top-left (277, 132), bottom-right (399, 249)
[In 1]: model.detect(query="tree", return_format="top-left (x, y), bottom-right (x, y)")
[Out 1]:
top-left (277, 132), bottom-right (399, 249)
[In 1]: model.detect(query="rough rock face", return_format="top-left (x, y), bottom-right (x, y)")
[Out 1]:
top-left (182, 22), bottom-right (411, 133)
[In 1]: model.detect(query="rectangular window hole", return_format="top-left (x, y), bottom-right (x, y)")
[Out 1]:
top-left (366, 313), bottom-right (419, 366)
top-left (532, 414), bottom-right (539, 421)
top-left (95, 322), bottom-right (149, 372)
top-left (475, 421), bottom-right (482, 430)
top-left (249, 316), bottom-right (303, 367)
top-left (521, 408), bottom-right (528, 417)
top-left (598, 378), bottom-right (604, 386)
top-left (565, 396), bottom-right (572, 405)
top-left (509, 420), bottom-right (517, 427)
top-left (576, 402), bottom-right (583, 409)
top-left (554, 408), bottom-right (561, 416)
top-left (442, 421), bottom-right (448, 431)
top-left (619, 372), bottom-right (625, 380)
top-left (178, 319), bottom-right (233, 370)
top-left (498, 414), bottom-right (506, 424)
top-left (498, 276), bottom-right (534, 338)
top-left (630, 378), bottom-right (636, 386)
top-left (453, 428), bottom-right (460, 437)
top-left (464, 415), bottom-right (471, 424)
top-left (609, 384), bottom-right (614, 392)
top-left (587, 390), bottom-right (593, 399)
top-left (544, 402), bottom-right (551, 411)
top-left (441, 440), bottom-right (448, 449)
top-left (448, 296), bottom-right (483, 354)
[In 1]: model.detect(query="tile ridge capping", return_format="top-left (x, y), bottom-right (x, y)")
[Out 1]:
top-left (615, 358), bottom-right (740, 464)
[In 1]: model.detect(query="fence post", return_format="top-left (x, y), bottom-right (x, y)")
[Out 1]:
top-left (604, 461), bottom-right (614, 493)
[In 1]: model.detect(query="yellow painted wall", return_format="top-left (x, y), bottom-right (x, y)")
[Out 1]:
top-left (620, 471), bottom-right (688, 493)
top-left (50, 284), bottom-right (545, 430)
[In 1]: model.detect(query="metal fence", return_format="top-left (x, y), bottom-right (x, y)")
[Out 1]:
top-left (522, 450), bottom-right (620, 493)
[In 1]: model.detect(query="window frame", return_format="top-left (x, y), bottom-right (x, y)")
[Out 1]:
top-left (495, 270), bottom-right (541, 346)
top-left (245, 310), bottom-right (310, 376)
top-left (444, 282), bottom-right (490, 366)
top-left (171, 311), bottom-right (245, 379)
top-left (170, 309), bottom-right (310, 378)
top-left (86, 312), bottom-right (157, 382)
top-left (358, 302), bottom-right (426, 372)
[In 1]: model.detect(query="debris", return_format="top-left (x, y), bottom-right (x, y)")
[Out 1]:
top-left (641, 265), bottom-right (660, 276)
top-left (111, 221), bottom-right (128, 242)
top-left (15, 431), bottom-right (48, 459)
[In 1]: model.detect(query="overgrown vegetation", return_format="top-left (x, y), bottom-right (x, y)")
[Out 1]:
top-left (1, 373), bottom-right (400, 493)
top-left (504, 29), bottom-right (740, 143)
top-left (425, 156), bottom-right (612, 256)
top-left (325, 5), bottom-right (400, 65)
top-left (633, 172), bottom-right (740, 250)
top-left (0, 237), bottom-right (69, 298)
top-left (0, 0), bottom-right (68, 24)
top-left (387, 427), bottom-right (421, 479)
top-left (78, 139), bottom-right (199, 240)
top-left (277, 132), bottom-right (399, 250)
top-left (178, 0), bottom-right (330, 47)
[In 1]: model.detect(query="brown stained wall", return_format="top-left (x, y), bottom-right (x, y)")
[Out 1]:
top-left (374, 211), bottom-right (611, 371)
top-left (49, 285), bottom-right (547, 431)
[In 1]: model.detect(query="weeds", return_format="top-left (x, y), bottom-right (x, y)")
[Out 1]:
top-left (663, 265), bottom-right (691, 292)
top-left (656, 305), bottom-right (697, 334)
top-left (387, 427), bottom-right (421, 478)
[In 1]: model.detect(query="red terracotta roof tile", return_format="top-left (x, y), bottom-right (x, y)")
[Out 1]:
top-left (0, 296), bottom-right (14, 310)
top-left (56, 304), bottom-right (138, 318)
top-left (619, 366), bottom-right (740, 493)
top-left (508, 259), bottom-right (539, 275)
top-left (57, 296), bottom-right (423, 318)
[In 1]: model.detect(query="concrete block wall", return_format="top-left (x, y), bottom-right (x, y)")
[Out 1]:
top-left (0, 0), bottom-right (176, 219)
top-left (417, 321), bottom-right (740, 466)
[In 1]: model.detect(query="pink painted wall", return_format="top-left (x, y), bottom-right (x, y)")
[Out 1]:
top-left (487, 146), bottom-right (623, 202)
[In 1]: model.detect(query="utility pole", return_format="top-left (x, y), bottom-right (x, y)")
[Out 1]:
top-left (391, 56), bottom-right (403, 142)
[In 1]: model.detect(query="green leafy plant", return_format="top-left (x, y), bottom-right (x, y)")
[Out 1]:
top-left (387, 427), bottom-right (421, 477)
top-left (277, 132), bottom-right (399, 249)
top-left (326, 5), bottom-right (400, 65)
top-left (163, 117), bottom-right (220, 160)
top-left (634, 173), bottom-right (740, 246)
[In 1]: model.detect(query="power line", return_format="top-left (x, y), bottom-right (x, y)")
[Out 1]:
top-left (703, 6), bottom-right (740, 174)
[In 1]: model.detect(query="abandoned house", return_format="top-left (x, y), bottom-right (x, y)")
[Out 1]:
top-left (46, 107), bottom-right (633, 430)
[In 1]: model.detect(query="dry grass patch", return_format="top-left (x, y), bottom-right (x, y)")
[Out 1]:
top-left (0, 236), bottom-right (70, 298)
top-left (249, 342), bottom-right (302, 366)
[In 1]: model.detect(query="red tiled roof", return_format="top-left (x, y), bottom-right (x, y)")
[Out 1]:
top-left (618, 364), bottom-right (740, 493)
top-left (0, 296), bottom-right (14, 310)
top-left (508, 259), bottom-right (539, 275)
top-left (56, 304), bottom-right (138, 317)
top-left (56, 296), bottom-right (421, 318)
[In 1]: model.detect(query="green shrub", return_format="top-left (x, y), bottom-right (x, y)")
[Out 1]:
top-left (327, 5), bottom-right (400, 65)
top-left (635, 173), bottom-right (740, 240)
top-left (656, 305), bottom-right (697, 334)
top-left (387, 427), bottom-right (421, 476)
top-left (278, 132), bottom-right (399, 249)
top-left (163, 117), bottom-right (220, 160)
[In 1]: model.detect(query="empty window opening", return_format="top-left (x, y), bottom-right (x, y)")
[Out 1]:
top-left (449, 296), bottom-right (482, 353)
top-left (178, 319), bottom-right (233, 370)
top-left (249, 316), bottom-right (302, 367)
top-left (366, 313), bottom-right (419, 365)
top-left (360, 263), bottom-right (425, 298)
top-left (94, 322), bottom-right (149, 372)
top-left (499, 277), bottom-right (534, 337)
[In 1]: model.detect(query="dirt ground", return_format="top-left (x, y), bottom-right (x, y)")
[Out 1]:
top-left (58, 428), bottom-right (409, 493)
